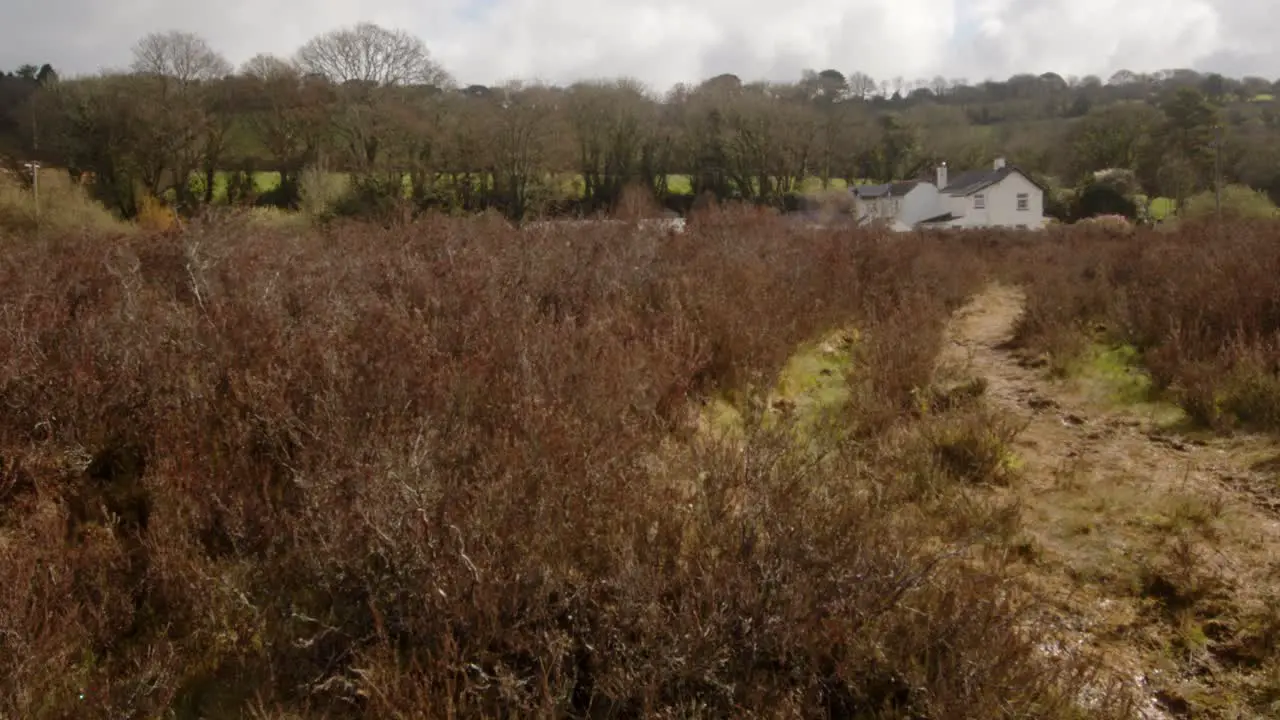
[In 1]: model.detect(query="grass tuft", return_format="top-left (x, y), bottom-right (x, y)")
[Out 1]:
top-left (0, 171), bottom-right (132, 236)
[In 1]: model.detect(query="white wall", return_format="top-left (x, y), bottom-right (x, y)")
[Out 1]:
top-left (941, 192), bottom-right (974, 224)
top-left (938, 172), bottom-right (1045, 230)
top-left (985, 171), bottom-right (1046, 228)
top-left (899, 183), bottom-right (940, 225)
top-left (856, 184), bottom-right (939, 227)
top-left (853, 196), bottom-right (874, 221)
top-left (854, 194), bottom-right (895, 223)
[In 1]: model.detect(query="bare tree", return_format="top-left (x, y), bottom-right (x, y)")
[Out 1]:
top-left (241, 60), bottom-right (331, 200)
top-left (124, 32), bottom-right (235, 207)
top-left (240, 53), bottom-right (297, 82)
top-left (130, 31), bottom-right (231, 84)
top-left (566, 79), bottom-right (657, 210)
top-left (847, 72), bottom-right (876, 100)
top-left (295, 23), bottom-right (451, 88)
top-left (486, 82), bottom-right (563, 220)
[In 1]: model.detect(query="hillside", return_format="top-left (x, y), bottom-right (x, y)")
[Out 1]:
top-left (2, 31), bottom-right (1278, 221)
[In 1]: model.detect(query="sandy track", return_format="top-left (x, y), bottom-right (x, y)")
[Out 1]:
top-left (940, 284), bottom-right (1280, 719)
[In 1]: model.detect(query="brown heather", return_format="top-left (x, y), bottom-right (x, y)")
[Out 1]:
top-left (1009, 218), bottom-right (1280, 431)
top-left (0, 207), bottom-right (1155, 718)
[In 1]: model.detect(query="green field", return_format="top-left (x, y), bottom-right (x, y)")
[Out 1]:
top-left (197, 171), bottom-right (852, 204)
top-left (1148, 196), bottom-right (1177, 220)
top-left (46, 165), bottom-right (1168, 220)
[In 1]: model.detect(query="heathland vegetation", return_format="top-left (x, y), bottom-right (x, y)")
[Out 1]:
top-left (3, 23), bottom-right (1280, 720)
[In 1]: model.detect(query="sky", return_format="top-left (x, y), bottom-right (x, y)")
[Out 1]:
top-left (2, 0), bottom-right (1276, 91)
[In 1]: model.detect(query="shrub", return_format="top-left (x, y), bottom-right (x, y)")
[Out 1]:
top-left (1073, 177), bottom-right (1140, 221)
top-left (1181, 184), bottom-right (1279, 221)
top-left (135, 191), bottom-right (178, 232)
top-left (923, 408), bottom-right (1025, 485)
top-left (224, 169), bottom-right (262, 206)
top-left (242, 205), bottom-right (311, 231)
top-left (0, 171), bottom-right (131, 235)
top-left (297, 164), bottom-right (349, 220)
top-left (333, 173), bottom-right (412, 222)
top-left (613, 181), bottom-right (663, 221)
top-left (1006, 218), bottom-right (1280, 432)
top-left (0, 214), bottom-right (1132, 717)
top-left (1074, 213), bottom-right (1135, 234)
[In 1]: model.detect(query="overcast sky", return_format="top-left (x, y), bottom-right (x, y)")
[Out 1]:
top-left (2, 0), bottom-right (1276, 90)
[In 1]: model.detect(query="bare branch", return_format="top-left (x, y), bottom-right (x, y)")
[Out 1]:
top-left (130, 30), bottom-right (231, 84)
top-left (294, 23), bottom-right (452, 89)
top-left (240, 53), bottom-right (298, 82)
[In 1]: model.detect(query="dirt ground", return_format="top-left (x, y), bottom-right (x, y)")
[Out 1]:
top-left (939, 284), bottom-right (1280, 719)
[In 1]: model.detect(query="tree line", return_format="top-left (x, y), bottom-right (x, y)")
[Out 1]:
top-left (2, 23), bottom-right (1278, 221)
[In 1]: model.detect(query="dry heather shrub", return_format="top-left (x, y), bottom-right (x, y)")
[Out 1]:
top-left (1004, 219), bottom-right (1280, 431)
top-left (922, 409), bottom-right (1026, 486)
top-left (136, 192), bottom-right (178, 232)
top-left (243, 205), bottom-right (311, 230)
top-left (1075, 213), bottom-right (1135, 235)
top-left (0, 211), bottom-right (1128, 718)
top-left (1007, 230), bottom-right (1125, 357)
top-left (613, 182), bottom-right (662, 221)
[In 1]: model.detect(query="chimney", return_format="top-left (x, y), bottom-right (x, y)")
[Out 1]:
top-left (936, 162), bottom-right (948, 189)
top-left (993, 157), bottom-right (1006, 170)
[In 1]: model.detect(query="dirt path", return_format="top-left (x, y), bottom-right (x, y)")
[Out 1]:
top-left (940, 284), bottom-right (1280, 719)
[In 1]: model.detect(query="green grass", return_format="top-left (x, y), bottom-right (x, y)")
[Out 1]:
top-left (1073, 344), bottom-right (1152, 404)
top-left (195, 171), bottom-right (290, 204)
top-left (773, 331), bottom-right (854, 411)
top-left (696, 396), bottom-right (747, 445)
top-left (693, 328), bottom-right (857, 452)
top-left (1064, 342), bottom-right (1185, 426)
top-left (1149, 196), bottom-right (1177, 221)
top-left (765, 329), bottom-right (858, 450)
top-left (666, 174), bottom-right (693, 195)
top-left (198, 171), bottom-right (855, 205)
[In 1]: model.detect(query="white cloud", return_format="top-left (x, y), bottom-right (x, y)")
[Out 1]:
top-left (1, 0), bottom-right (1275, 89)
top-left (956, 0), bottom-right (1224, 80)
top-left (429, 0), bottom-right (958, 90)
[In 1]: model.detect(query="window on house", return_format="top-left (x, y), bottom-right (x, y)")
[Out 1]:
top-left (1017, 193), bottom-right (1029, 211)
top-left (974, 194), bottom-right (985, 209)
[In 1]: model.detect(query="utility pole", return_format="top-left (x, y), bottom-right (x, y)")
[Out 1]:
top-left (1214, 123), bottom-right (1222, 222)
top-left (23, 161), bottom-right (40, 222)
top-left (27, 77), bottom-right (41, 228)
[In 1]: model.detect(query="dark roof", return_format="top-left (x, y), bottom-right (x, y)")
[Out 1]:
top-left (941, 165), bottom-right (1046, 196)
top-left (853, 180), bottom-right (920, 199)
top-left (919, 211), bottom-right (959, 224)
top-left (888, 181), bottom-right (919, 197)
top-left (853, 183), bottom-right (889, 198)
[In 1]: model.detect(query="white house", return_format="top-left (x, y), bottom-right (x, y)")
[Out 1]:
top-left (852, 180), bottom-right (941, 231)
top-left (853, 157), bottom-right (1048, 231)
